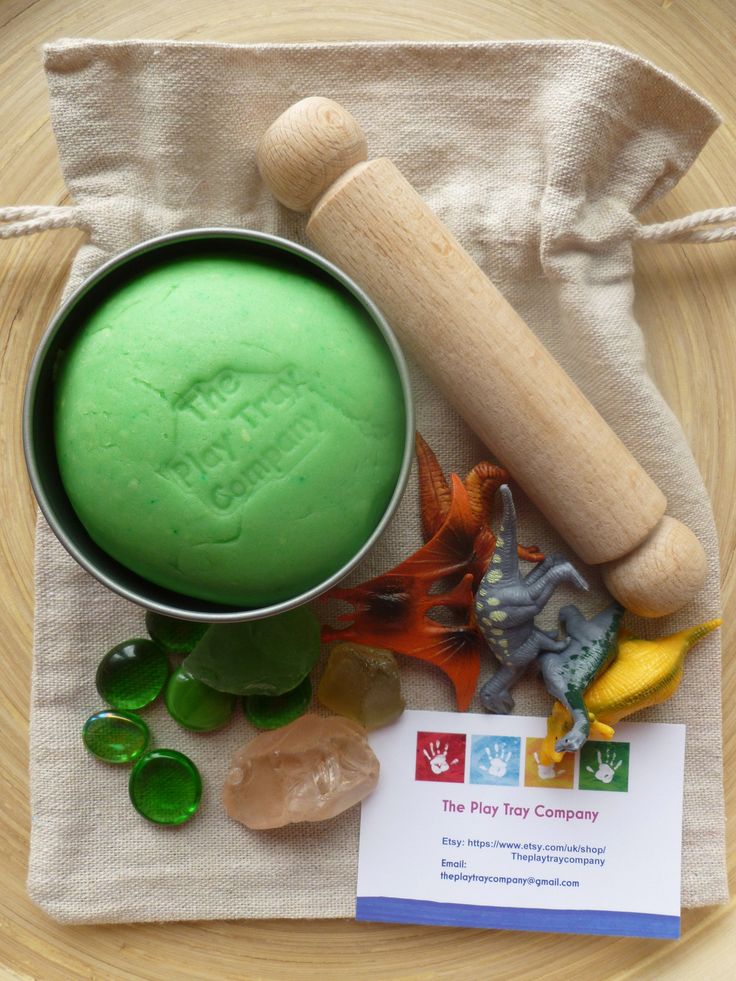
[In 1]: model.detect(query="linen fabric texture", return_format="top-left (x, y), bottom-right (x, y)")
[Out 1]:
top-left (28, 37), bottom-right (726, 923)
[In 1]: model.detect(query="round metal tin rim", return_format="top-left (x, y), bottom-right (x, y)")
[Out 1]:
top-left (23, 227), bottom-right (414, 622)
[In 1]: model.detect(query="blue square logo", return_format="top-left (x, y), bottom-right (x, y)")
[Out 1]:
top-left (469, 735), bottom-right (521, 786)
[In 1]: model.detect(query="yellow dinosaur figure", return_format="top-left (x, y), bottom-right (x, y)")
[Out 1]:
top-left (540, 618), bottom-right (721, 765)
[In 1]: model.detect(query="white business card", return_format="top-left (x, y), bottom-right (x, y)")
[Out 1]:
top-left (356, 710), bottom-right (685, 938)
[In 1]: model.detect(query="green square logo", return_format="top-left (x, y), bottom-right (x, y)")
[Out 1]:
top-left (579, 741), bottom-right (630, 792)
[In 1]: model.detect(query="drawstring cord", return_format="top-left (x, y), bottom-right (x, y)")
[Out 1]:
top-left (634, 206), bottom-right (736, 244)
top-left (0, 205), bottom-right (86, 239)
top-left (2, 203), bottom-right (734, 243)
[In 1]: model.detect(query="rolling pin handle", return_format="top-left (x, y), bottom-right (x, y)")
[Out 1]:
top-left (257, 97), bottom-right (367, 212)
top-left (601, 516), bottom-right (708, 618)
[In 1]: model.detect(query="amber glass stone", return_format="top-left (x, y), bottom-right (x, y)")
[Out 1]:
top-left (165, 667), bottom-right (235, 732)
top-left (145, 611), bottom-right (209, 656)
top-left (243, 676), bottom-right (312, 730)
top-left (317, 643), bottom-right (405, 729)
top-left (82, 709), bottom-right (150, 764)
top-left (96, 638), bottom-right (169, 710)
top-left (129, 749), bottom-right (202, 825)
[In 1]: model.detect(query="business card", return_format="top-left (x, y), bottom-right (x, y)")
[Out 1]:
top-left (356, 710), bottom-right (685, 939)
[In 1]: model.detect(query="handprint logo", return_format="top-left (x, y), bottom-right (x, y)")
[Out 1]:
top-left (523, 737), bottom-right (574, 788)
top-left (424, 741), bottom-right (460, 774)
top-left (470, 736), bottom-right (520, 786)
top-left (482, 744), bottom-right (512, 778)
top-left (533, 752), bottom-right (565, 782)
top-left (416, 732), bottom-right (467, 783)
top-left (586, 746), bottom-right (622, 784)
top-left (579, 741), bottom-right (630, 793)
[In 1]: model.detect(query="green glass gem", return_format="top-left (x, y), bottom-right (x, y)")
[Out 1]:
top-left (145, 610), bottom-right (209, 656)
top-left (244, 676), bottom-right (312, 730)
top-left (129, 749), bottom-right (202, 825)
top-left (96, 638), bottom-right (169, 710)
top-left (82, 709), bottom-right (150, 764)
top-left (164, 667), bottom-right (236, 732)
top-left (182, 606), bottom-right (321, 695)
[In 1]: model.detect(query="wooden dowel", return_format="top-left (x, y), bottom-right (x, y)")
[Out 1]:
top-left (257, 97), bottom-right (708, 617)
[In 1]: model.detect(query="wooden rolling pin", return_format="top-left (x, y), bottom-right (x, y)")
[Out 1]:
top-left (257, 97), bottom-right (708, 617)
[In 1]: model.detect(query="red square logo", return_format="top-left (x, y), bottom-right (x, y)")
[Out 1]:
top-left (415, 731), bottom-right (467, 783)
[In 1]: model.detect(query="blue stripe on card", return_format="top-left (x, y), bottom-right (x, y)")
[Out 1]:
top-left (355, 897), bottom-right (679, 939)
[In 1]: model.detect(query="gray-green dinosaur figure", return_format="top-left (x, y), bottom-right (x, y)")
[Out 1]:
top-left (538, 602), bottom-right (624, 753)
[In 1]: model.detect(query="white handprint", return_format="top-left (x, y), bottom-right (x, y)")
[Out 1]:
top-left (534, 752), bottom-right (565, 781)
top-left (423, 740), bottom-right (460, 774)
top-left (586, 747), bottom-right (622, 784)
top-left (480, 743), bottom-right (512, 778)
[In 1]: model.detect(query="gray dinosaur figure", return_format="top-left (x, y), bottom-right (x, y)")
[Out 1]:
top-left (538, 602), bottom-right (624, 754)
top-left (476, 485), bottom-right (588, 714)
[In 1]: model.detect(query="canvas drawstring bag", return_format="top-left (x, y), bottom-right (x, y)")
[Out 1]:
top-left (4, 38), bottom-right (733, 924)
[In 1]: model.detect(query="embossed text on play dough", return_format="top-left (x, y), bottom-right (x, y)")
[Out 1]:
top-left (160, 364), bottom-right (324, 513)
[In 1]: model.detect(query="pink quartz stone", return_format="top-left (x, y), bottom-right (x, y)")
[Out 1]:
top-left (222, 713), bottom-right (380, 829)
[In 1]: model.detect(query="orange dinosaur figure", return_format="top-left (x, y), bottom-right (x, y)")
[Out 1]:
top-left (415, 433), bottom-right (543, 560)
top-left (321, 434), bottom-right (543, 710)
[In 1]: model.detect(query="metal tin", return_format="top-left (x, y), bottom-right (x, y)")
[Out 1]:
top-left (23, 228), bottom-right (414, 622)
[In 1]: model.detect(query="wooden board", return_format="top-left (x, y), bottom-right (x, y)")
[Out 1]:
top-left (1, 1), bottom-right (734, 977)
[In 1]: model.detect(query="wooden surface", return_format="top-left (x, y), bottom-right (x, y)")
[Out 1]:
top-left (1, 1), bottom-right (734, 978)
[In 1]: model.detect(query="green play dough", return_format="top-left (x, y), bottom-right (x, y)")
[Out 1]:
top-left (54, 248), bottom-right (407, 605)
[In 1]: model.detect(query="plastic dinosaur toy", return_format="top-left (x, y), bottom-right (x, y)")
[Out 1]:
top-left (415, 433), bottom-right (542, 560)
top-left (321, 435), bottom-right (543, 711)
top-left (540, 617), bottom-right (721, 763)
top-left (476, 485), bottom-right (588, 714)
top-left (322, 473), bottom-right (491, 710)
top-left (537, 602), bottom-right (624, 756)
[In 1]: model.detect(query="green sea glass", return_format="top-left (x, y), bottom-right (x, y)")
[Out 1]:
top-left (182, 606), bottom-right (320, 695)
top-left (96, 638), bottom-right (169, 710)
top-left (244, 676), bottom-right (312, 730)
top-left (165, 667), bottom-right (236, 732)
top-left (145, 611), bottom-right (209, 656)
top-left (129, 749), bottom-right (202, 825)
top-left (82, 709), bottom-right (150, 764)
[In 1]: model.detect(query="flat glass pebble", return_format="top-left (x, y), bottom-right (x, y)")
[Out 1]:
top-left (182, 606), bottom-right (321, 695)
top-left (165, 667), bottom-right (236, 732)
top-left (244, 676), bottom-right (312, 730)
top-left (145, 610), bottom-right (209, 656)
top-left (96, 638), bottom-right (169, 710)
top-left (82, 709), bottom-right (150, 764)
top-left (129, 749), bottom-right (202, 825)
